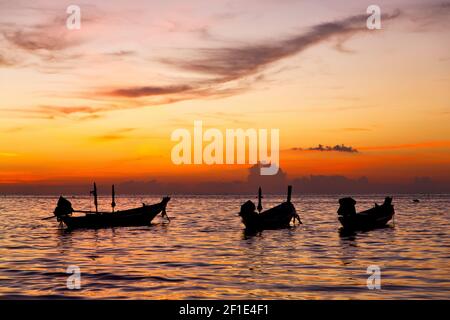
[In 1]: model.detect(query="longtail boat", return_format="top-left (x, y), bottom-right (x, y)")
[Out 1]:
top-left (239, 186), bottom-right (301, 231)
top-left (49, 183), bottom-right (171, 230)
top-left (337, 196), bottom-right (395, 231)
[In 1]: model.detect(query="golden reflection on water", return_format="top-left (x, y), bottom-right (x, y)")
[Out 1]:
top-left (0, 194), bottom-right (449, 299)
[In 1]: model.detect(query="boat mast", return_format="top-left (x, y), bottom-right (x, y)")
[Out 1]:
top-left (287, 185), bottom-right (292, 203)
top-left (111, 184), bottom-right (116, 213)
top-left (257, 187), bottom-right (263, 213)
top-left (90, 182), bottom-right (98, 213)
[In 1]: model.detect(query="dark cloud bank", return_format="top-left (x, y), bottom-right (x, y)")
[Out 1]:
top-left (1, 165), bottom-right (448, 195)
top-left (292, 144), bottom-right (358, 153)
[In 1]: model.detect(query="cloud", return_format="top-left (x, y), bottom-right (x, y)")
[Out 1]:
top-left (0, 54), bottom-right (15, 67)
top-left (0, 152), bottom-right (19, 157)
top-left (292, 144), bottom-right (359, 153)
top-left (0, 5), bottom-right (100, 68)
top-left (91, 128), bottom-right (136, 142)
top-left (0, 105), bottom-right (108, 121)
top-left (1, 126), bottom-right (27, 133)
top-left (426, 1), bottom-right (450, 15)
top-left (333, 34), bottom-right (357, 54)
top-left (77, 114), bottom-right (104, 121)
top-left (92, 134), bottom-right (127, 142)
top-left (106, 85), bottom-right (194, 98)
top-left (91, 135), bottom-right (126, 142)
top-left (185, 111), bottom-right (251, 125)
top-left (98, 78), bottom-right (252, 110)
top-left (106, 50), bottom-right (136, 57)
top-left (1, 85), bottom-right (250, 121)
top-left (97, 10), bottom-right (400, 113)
top-left (162, 10), bottom-right (401, 82)
top-left (407, 1), bottom-right (450, 32)
top-left (339, 128), bottom-right (372, 132)
top-left (2, 8), bottom-right (403, 117)
top-left (358, 141), bottom-right (450, 151)
top-left (2, 15), bottom-right (85, 52)
top-left (4, 28), bottom-right (76, 52)
top-left (38, 105), bottom-right (101, 115)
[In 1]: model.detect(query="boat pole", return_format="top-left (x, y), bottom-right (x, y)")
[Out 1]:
top-left (90, 182), bottom-right (98, 214)
top-left (257, 187), bottom-right (263, 213)
top-left (287, 185), bottom-right (292, 203)
top-left (111, 184), bottom-right (116, 213)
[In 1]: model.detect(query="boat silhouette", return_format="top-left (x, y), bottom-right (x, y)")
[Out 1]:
top-left (337, 196), bottom-right (395, 231)
top-left (51, 183), bottom-right (171, 230)
top-left (239, 185), bottom-right (301, 231)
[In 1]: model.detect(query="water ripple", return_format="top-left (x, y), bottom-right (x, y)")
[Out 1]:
top-left (0, 194), bottom-right (449, 299)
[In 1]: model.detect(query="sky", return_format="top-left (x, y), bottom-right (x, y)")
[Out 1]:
top-left (0, 0), bottom-right (449, 190)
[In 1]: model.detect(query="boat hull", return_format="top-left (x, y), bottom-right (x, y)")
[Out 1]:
top-left (240, 202), bottom-right (297, 231)
top-left (338, 206), bottom-right (394, 231)
top-left (60, 201), bottom-right (167, 230)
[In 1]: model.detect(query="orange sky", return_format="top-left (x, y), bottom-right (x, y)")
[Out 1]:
top-left (1, 0), bottom-right (449, 187)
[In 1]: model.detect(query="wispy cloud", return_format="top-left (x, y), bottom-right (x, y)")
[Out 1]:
top-left (91, 128), bottom-right (136, 142)
top-left (106, 85), bottom-right (194, 98)
top-left (405, 1), bottom-right (450, 32)
top-left (0, 53), bottom-right (15, 67)
top-left (0, 5), bottom-right (99, 67)
top-left (91, 135), bottom-right (127, 142)
top-left (4, 25), bottom-right (78, 52)
top-left (38, 105), bottom-right (101, 115)
top-left (0, 152), bottom-right (19, 157)
top-left (162, 11), bottom-right (401, 82)
top-left (0, 105), bottom-right (108, 121)
top-left (1, 10), bottom-right (96, 52)
top-left (1, 126), bottom-right (28, 133)
top-left (0, 6), bottom-right (413, 117)
top-left (98, 78), bottom-right (252, 107)
top-left (359, 141), bottom-right (450, 151)
top-left (339, 128), bottom-right (372, 132)
top-left (105, 50), bottom-right (136, 57)
top-left (98, 10), bottom-right (401, 112)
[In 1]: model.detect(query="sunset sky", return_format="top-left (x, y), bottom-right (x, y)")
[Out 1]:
top-left (1, 0), bottom-right (449, 188)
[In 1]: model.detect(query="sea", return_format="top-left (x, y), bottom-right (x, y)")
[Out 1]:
top-left (0, 194), bottom-right (448, 299)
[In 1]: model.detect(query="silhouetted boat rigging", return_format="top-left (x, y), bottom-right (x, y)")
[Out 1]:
top-left (337, 197), bottom-right (395, 231)
top-left (49, 183), bottom-right (171, 230)
top-left (239, 185), bottom-right (301, 231)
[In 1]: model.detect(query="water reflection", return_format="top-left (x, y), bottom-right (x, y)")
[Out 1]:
top-left (0, 194), bottom-right (448, 299)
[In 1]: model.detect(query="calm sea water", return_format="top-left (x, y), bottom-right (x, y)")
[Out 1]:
top-left (0, 194), bottom-right (448, 299)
